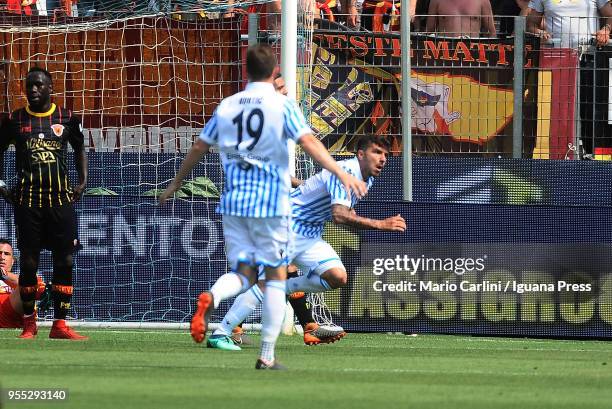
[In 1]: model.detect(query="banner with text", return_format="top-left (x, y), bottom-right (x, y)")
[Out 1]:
top-left (322, 201), bottom-right (612, 337)
top-left (311, 20), bottom-right (540, 154)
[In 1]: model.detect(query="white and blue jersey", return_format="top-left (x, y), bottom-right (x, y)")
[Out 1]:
top-left (199, 82), bottom-right (312, 218)
top-left (291, 157), bottom-right (374, 239)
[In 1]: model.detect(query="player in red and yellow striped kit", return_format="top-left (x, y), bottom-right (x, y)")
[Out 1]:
top-left (0, 67), bottom-right (88, 340)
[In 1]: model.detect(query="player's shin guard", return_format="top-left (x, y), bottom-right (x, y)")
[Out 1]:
top-left (286, 269), bottom-right (314, 326)
top-left (260, 280), bottom-right (286, 363)
top-left (210, 272), bottom-right (251, 309)
top-left (52, 253), bottom-right (74, 320)
top-left (286, 274), bottom-right (332, 294)
top-left (19, 275), bottom-right (39, 316)
top-left (213, 285), bottom-right (263, 337)
top-left (288, 292), bottom-right (315, 327)
top-left (19, 286), bottom-right (37, 316)
top-left (51, 284), bottom-right (73, 320)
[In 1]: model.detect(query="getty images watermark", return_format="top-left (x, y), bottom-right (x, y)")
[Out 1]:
top-left (371, 254), bottom-right (491, 292)
top-left (367, 252), bottom-right (592, 294)
top-left (372, 254), bottom-right (486, 276)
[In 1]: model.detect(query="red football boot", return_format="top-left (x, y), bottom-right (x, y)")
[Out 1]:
top-left (18, 314), bottom-right (38, 339)
top-left (49, 320), bottom-right (89, 340)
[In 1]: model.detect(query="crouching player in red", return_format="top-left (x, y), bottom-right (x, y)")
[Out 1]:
top-left (0, 239), bottom-right (48, 329)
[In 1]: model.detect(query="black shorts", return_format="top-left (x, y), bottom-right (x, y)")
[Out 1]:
top-left (14, 204), bottom-right (78, 253)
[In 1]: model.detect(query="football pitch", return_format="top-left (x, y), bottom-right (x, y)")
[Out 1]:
top-left (1, 329), bottom-right (611, 409)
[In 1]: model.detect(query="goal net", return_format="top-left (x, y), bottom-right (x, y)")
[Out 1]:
top-left (0, 2), bottom-right (337, 329)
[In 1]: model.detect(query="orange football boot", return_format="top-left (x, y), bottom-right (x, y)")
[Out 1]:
top-left (303, 322), bottom-right (346, 346)
top-left (191, 292), bottom-right (214, 343)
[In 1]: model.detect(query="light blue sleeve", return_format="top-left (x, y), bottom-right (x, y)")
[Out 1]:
top-left (326, 171), bottom-right (352, 208)
top-left (283, 99), bottom-right (312, 142)
top-left (198, 113), bottom-right (218, 144)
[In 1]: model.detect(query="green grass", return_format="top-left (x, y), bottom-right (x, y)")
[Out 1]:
top-left (1, 329), bottom-right (611, 409)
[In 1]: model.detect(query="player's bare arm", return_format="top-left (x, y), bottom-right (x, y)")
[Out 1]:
top-left (341, 0), bottom-right (358, 27)
top-left (299, 134), bottom-right (367, 200)
top-left (481, 0), bottom-right (496, 37)
top-left (527, 9), bottom-right (549, 40)
top-left (425, 0), bottom-right (439, 33)
top-left (291, 176), bottom-right (303, 188)
top-left (0, 268), bottom-right (18, 288)
top-left (159, 138), bottom-right (211, 205)
top-left (331, 205), bottom-right (406, 231)
top-left (71, 137), bottom-right (88, 202)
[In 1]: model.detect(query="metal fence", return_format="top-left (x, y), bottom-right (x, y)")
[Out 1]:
top-left (252, 9), bottom-right (612, 159)
top-left (5, 4), bottom-right (612, 159)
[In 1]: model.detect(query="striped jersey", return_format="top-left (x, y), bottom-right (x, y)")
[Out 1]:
top-left (0, 104), bottom-right (85, 208)
top-left (291, 157), bottom-right (374, 238)
top-left (199, 82), bottom-right (312, 218)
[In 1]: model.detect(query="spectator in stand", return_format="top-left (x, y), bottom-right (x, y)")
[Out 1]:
top-left (46, 0), bottom-right (66, 18)
top-left (64, 0), bottom-right (77, 16)
top-left (5, 0), bottom-right (36, 15)
top-left (527, 0), bottom-right (612, 156)
top-left (45, 0), bottom-right (56, 12)
top-left (267, 1), bottom-right (359, 30)
top-left (132, 0), bottom-right (161, 12)
top-left (412, 0), bottom-right (428, 31)
top-left (339, 0), bottom-right (359, 27)
top-left (527, 0), bottom-right (611, 48)
top-left (36, 0), bottom-right (46, 15)
top-left (361, 0), bottom-right (401, 32)
top-left (409, 0), bottom-right (416, 18)
top-left (493, 0), bottom-right (530, 36)
top-left (426, 0), bottom-right (496, 37)
top-left (47, 0), bottom-right (76, 17)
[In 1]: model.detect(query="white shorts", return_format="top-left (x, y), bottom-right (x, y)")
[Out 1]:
top-left (223, 215), bottom-right (290, 269)
top-left (258, 232), bottom-right (345, 279)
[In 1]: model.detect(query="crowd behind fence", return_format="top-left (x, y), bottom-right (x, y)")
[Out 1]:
top-left (3, 1), bottom-right (612, 158)
top-left (293, 14), bottom-right (612, 159)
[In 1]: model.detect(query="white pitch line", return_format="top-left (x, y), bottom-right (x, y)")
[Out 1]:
top-left (337, 367), bottom-right (541, 376)
top-left (3, 361), bottom-right (548, 377)
top-left (3, 330), bottom-right (610, 353)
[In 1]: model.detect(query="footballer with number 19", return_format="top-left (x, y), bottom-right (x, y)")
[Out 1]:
top-left (159, 44), bottom-right (367, 370)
